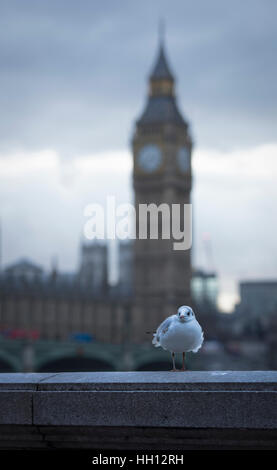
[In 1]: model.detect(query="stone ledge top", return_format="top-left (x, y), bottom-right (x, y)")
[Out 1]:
top-left (0, 371), bottom-right (277, 391)
top-left (0, 371), bottom-right (277, 430)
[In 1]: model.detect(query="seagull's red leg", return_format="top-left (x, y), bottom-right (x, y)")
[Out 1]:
top-left (181, 352), bottom-right (186, 371)
top-left (170, 352), bottom-right (178, 371)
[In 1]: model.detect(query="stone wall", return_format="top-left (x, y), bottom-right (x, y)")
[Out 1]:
top-left (0, 371), bottom-right (277, 449)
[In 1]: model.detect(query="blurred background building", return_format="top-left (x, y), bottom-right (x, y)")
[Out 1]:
top-left (0, 30), bottom-right (276, 373)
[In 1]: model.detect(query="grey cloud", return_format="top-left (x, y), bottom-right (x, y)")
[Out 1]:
top-left (0, 0), bottom-right (276, 155)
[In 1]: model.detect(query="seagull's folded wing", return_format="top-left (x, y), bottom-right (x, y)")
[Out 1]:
top-left (152, 315), bottom-right (175, 347)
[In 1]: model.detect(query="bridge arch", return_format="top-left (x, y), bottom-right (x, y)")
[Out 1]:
top-left (136, 360), bottom-right (173, 371)
top-left (134, 350), bottom-right (183, 371)
top-left (0, 351), bottom-right (20, 372)
top-left (35, 345), bottom-right (117, 372)
top-left (37, 355), bottom-right (115, 372)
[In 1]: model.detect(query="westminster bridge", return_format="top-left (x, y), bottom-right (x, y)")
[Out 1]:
top-left (0, 337), bottom-right (192, 373)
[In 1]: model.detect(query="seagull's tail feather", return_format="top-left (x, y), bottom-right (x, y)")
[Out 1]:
top-left (152, 332), bottom-right (160, 348)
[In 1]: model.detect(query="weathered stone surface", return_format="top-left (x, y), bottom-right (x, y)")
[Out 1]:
top-left (0, 372), bottom-right (57, 390)
top-left (0, 371), bottom-right (277, 448)
top-left (0, 425), bottom-right (277, 450)
top-left (0, 391), bottom-right (32, 424)
top-left (33, 389), bottom-right (277, 428)
top-left (36, 371), bottom-right (277, 391)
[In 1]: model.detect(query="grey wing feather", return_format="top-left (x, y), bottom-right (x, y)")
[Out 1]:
top-left (152, 315), bottom-right (175, 347)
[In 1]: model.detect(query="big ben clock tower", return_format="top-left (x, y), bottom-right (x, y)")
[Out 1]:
top-left (132, 37), bottom-right (193, 342)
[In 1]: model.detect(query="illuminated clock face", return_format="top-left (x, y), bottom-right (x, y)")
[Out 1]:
top-left (137, 144), bottom-right (162, 173)
top-left (177, 147), bottom-right (190, 172)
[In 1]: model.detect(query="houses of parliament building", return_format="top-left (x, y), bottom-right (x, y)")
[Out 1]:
top-left (0, 38), bottom-right (218, 345)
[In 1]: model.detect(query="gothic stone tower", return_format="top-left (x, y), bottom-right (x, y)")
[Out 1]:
top-left (132, 39), bottom-right (193, 342)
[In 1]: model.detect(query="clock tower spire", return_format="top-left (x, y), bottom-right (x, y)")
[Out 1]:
top-left (132, 36), bottom-right (193, 343)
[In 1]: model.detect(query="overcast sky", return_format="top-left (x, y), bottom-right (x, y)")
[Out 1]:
top-left (0, 0), bottom-right (277, 311)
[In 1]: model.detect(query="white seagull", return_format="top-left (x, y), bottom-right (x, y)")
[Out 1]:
top-left (152, 305), bottom-right (204, 371)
